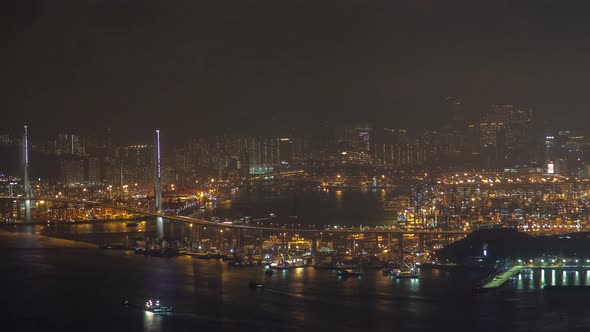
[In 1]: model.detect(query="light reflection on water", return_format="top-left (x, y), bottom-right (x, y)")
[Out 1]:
top-left (156, 216), bottom-right (164, 239)
top-left (199, 188), bottom-right (405, 226)
top-left (513, 269), bottom-right (590, 290)
top-left (143, 311), bottom-right (164, 332)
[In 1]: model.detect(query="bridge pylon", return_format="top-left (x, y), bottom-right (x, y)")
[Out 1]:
top-left (154, 129), bottom-right (162, 214)
top-left (23, 125), bottom-right (31, 223)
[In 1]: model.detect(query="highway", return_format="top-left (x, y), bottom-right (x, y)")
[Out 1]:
top-left (0, 196), bottom-right (470, 235)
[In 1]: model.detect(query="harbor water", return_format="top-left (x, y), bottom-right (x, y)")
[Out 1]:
top-left (2, 230), bottom-right (590, 332)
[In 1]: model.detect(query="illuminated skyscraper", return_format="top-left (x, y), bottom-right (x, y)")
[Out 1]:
top-left (86, 156), bottom-right (101, 183)
top-left (278, 138), bottom-right (293, 166)
top-left (479, 104), bottom-right (534, 167)
top-left (445, 96), bottom-right (465, 130)
top-left (53, 133), bottom-right (84, 156)
top-left (59, 158), bottom-right (85, 184)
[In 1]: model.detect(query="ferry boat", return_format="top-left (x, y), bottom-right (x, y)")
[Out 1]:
top-left (269, 261), bottom-right (297, 270)
top-left (144, 299), bottom-right (173, 313)
top-left (395, 269), bottom-right (419, 278)
top-left (123, 299), bottom-right (173, 313)
top-left (334, 260), bottom-right (359, 270)
top-left (269, 258), bottom-right (305, 270)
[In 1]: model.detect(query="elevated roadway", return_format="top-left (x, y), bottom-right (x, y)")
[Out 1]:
top-left (0, 196), bottom-right (470, 235)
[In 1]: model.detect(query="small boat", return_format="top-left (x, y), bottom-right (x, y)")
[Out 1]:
top-left (265, 269), bottom-right (274, 276)
top-left (338, 269), bottom-right (363, 277)
top-left (269, 260), bottom-right (302, 270)
top-left (125, 222), bottom-right (138, 227)
top-left (144, 299), bottom-right (173, 313)
top-left (249, 280), bottom-right (264, 289)
top-left (395, 261), bottom-right (419, 279)
top-left (395, 269), bottom-right (419, 278)
top-left (334, 263), bottom-right (358, 270)
top-left (228, 260), bottom-right (255, 267)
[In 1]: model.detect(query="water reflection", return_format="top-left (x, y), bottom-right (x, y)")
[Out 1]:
top-left (156, 216), bottom-right (164, 239)
top-left (198, 188), bottom-right (404, 226)
top-left (514, 269), bottom-right (590, 290)
top-left (334, 190), bottom-right (343, 209)
top-left (143, 311), bottom-right (164, 332)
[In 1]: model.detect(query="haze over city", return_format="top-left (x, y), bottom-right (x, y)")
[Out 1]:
top-left (4, 1), bottom-right (590, 139)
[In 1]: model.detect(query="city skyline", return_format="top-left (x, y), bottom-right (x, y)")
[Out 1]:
top-left (2, 107), bottom-right (590, 189)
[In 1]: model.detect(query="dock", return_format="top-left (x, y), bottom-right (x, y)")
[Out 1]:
top-left (481, 265), bottom-right (523, 289)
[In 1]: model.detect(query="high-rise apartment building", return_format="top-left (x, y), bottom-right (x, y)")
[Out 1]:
top-left (87, 156), bottom-right (101, 183)
top-left (478, 104), bottom-right (535, 168)
top-left (60, 158), bottom-right (85, 184)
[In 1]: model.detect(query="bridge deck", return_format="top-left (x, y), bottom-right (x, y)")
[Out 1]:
top-left (0, 196), bottom-right (471, 234)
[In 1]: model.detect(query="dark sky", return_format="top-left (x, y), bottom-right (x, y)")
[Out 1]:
top-left (3, 0), bottom-right (590, 141)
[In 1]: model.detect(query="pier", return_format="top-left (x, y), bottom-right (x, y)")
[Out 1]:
top-left (481, 265), bottom-right (523, 289)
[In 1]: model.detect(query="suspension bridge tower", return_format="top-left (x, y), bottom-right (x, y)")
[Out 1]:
top-left (154, 129), bottom-right (163, 214)
top-left (23, 125), bottom-right (31, 222)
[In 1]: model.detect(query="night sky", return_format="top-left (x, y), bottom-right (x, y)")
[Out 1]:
top-left (3, 1), bottom-right (590, 140)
